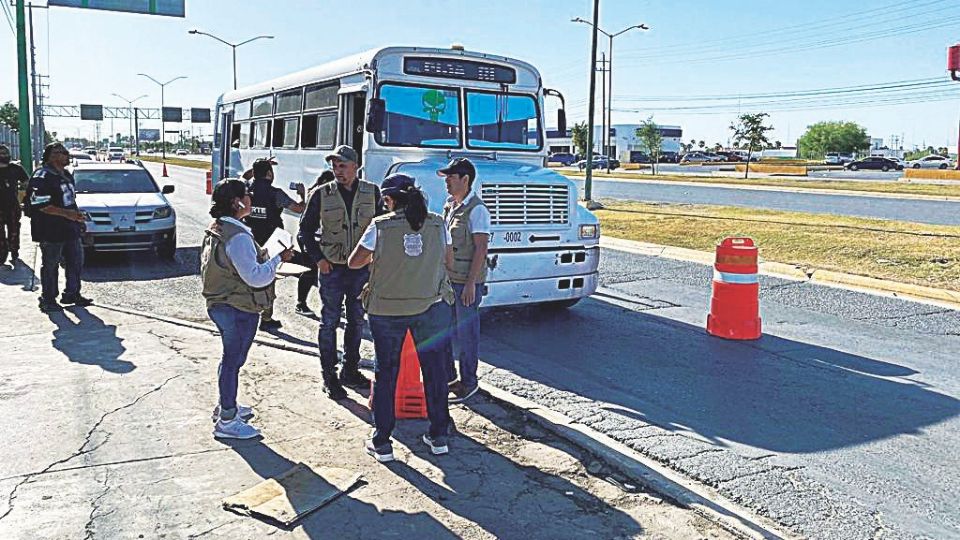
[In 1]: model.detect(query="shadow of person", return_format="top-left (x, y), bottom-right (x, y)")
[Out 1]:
top-left (0, 252), bottom-right (39, 291)
top-left (383, 419), bottom-right (647, 539)
top-left (222, 438), bottom-right (457, 539)
top-left (48, 307), bottom-right (135, 374)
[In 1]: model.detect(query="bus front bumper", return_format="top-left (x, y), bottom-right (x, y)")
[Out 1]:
top-left (479, 244), bottom-right (600, 308)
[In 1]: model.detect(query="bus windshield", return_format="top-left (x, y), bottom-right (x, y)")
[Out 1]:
top-left (466, 91), bottom-right (540, 151)
top-left (378, 83), bottom-right (461, 148)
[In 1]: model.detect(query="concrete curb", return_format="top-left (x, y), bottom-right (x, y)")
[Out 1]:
top-left (600, 237), bottom-right (960, 310)
top-left (93, 302), bottom-right (787, 538)
top-left (479, 383), bottom-right (798, 540)
top-left (560, 172), bottom-right (960, 202)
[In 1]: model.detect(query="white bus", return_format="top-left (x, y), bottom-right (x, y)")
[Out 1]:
top-left (211, 45), bottom-right (600, 308)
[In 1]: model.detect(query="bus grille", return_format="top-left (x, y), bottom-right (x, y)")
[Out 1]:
top-left (480, 184), bottom-right (570, 226)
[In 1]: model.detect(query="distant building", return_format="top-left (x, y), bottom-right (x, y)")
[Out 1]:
top-left (539, 123), bottom-right (683, 158)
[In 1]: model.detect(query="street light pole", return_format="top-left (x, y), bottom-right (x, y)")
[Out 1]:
top-left (188, 30), bottom-right (274, 90)
top-left (112, 93), bottom-right (147, 155)
top-left (137, 74), bottom-right (186, 161)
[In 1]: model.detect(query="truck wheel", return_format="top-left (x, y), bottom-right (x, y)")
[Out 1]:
top-left (540, 299), bottom-right (581, 310)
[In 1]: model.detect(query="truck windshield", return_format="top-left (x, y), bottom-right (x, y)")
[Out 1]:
top-left (465, 91), bottom-right (540, 151)
top-left (377, 83), bottom-right (461, 148)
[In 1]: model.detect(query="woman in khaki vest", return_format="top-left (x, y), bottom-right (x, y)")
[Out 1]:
top-left (201, 179), bottom-right (293, 440)
top-left (348, 173), bottom-right (454, 463)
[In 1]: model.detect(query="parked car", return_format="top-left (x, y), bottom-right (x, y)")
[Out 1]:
top-left (905, 154), bottom-right (954, 170)
top-left (107, 147), bottom-right (125, 161)
top-left (657, 151), bottom-right (680, 163)
top-left (83, 146), bottom-right (97, 156)
top-left (576, 156), bottom-right (620, 170)
top-left (844, 156), bottom-right (903, 172)
top-left (71, 162), bottom-right (177, 259)
top-left (680, 152), bottom-right (714, 163)
top-left (175, 148), bottom-right (189, 156)
top-left (548, 152), bottom-right (576, 166)
top-left (716, 151), bottom-right (742, 162)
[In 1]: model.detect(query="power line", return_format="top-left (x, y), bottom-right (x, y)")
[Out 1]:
top-left (0, 1), bottom-right (16, 37)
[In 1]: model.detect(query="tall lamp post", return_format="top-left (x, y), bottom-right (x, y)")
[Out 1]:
top-left (137, 74), bottom-right (186, 161)
top-left (111, 93), bottom-right (147, 155)
top-left (573, 17), bottom-right (648, 172)
top-left (949, 44), bottom-right (960, 170)
top-left (188, 30), bottom-right (273, 90)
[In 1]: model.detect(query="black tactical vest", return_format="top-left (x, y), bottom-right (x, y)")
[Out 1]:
top-left (244, 178), bottom-right (284, 245)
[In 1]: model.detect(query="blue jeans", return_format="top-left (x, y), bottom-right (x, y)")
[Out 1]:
top-left (369, 301), bottom-right (452, 447)
top-left (208, 304), bottom-right (260, 414)
top-left (39, 238), bottom-right (83, 302)
top-left (318, 264), bottom-right (369, 378)
top-left (447, 282), bottom-right (482, 388)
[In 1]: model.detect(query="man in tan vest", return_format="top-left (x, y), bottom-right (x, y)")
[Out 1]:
top-left (298, 145), bottom-right (382, 400)
top-left (438, 158), bottom-right (490, 403)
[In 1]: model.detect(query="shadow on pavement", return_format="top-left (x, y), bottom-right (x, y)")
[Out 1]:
top-left (48, 307), bottom-right (134, 374)
top-left (224, 439), bottom-right (456, 538)
top-left (82, 246), bottom-right (200, 282)
top-left (479, 298), bottom-right (960, 454)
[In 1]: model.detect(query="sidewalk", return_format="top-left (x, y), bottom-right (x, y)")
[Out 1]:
top-left (0, 253), bottom-right (733, 539)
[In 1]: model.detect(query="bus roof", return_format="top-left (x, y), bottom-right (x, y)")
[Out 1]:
top-left (219, 45), bottom-right (540, 104)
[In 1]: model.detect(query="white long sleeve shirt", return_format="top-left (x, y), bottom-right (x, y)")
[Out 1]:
top-left (221, 217), bottom-right (281, 288)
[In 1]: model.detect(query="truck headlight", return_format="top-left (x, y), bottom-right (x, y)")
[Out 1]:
top-left (152, 206), bottom-right (172, 219)
top-left (579, 224), bottom-right (599, 239)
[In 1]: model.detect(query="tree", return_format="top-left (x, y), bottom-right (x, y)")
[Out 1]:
top-left (714, 142), bottom-right (723, 152)
top-left (730, 112), bottom-right (774, 178)
top-left (0, 101), bottom-right (18, 131)
top-left (571, 121), bottom-right (589, 159)
top-left (635, 117), bottom-right (663, 175)
top-left (796, 121), bottom-right (869, 160)
top-left (697, 140), bottom-right (705, 150)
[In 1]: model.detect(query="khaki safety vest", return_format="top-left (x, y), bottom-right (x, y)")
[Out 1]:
top-left (444, 195), bottom-right (488, 284)
top-left (200, 219), bottom-right (276, 314)
top-left (362, 211), bottom-right (455, 317)
top-left (318, 180), bottom-right (378, 264)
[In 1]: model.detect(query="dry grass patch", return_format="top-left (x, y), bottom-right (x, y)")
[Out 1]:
top-left (138, 155), bottom-right (212, 170)
top-left (596, 200), bottom-right (960, 291)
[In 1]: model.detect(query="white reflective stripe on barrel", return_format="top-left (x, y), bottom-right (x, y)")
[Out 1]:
top-left (714, 269), bottom-right (759, 284)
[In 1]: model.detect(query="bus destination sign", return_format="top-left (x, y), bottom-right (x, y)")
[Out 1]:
top-left (404, 57), bottom-right (516, 84)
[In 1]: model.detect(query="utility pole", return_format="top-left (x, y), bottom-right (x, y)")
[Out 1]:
top-left (15, 0), bottom-right (33, 173)
top-left (28, 2), bottom-right (41, 162)
top-left (600, 52), bottom-right (606, 165)
top-left (583, 0), bottom-right (600, 207)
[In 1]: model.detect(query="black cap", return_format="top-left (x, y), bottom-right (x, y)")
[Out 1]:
top-left (380, 173), bottom-right (417, 198)
top-left (325, 145), bottom-right (358, 164)
top-left (437, 157), bottom-right (476, 180)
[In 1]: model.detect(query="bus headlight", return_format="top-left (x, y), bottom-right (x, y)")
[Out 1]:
top-left (153, 206), bottom-right (173, 219)
top-left (578, 224), bottom-right (599, 239)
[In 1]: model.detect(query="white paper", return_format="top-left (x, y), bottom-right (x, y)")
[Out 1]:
top-left (263, 228), bottom-right (294, 259)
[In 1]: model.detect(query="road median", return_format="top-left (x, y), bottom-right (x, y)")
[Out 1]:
top-left (138, 155), bottom-right (212, 170)
top-left (595, 200), bottom-right (960, 304)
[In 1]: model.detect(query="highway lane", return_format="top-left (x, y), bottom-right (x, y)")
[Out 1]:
top-left (73, 162), bottom-right (960, 538)
top-left (572, 177), bottom-right (960, 225)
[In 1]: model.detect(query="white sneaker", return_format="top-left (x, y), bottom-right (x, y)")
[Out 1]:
top-left (213, 416), bottom-right (261, 439)
top-left (211, 404), bottom-right (254, 424)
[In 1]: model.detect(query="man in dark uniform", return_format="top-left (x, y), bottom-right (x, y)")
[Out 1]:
top-left (299, 145), bottom-right (382, 399)
top-left (0, 144), bottom-right (27, 264)
top-left (27, 142), bottom-right (93, 312)
top-left (242, 158), bottom-right (305, 330)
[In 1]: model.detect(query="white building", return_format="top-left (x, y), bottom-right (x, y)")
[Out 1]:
top-left (540, 123), bottom-right (683, 160)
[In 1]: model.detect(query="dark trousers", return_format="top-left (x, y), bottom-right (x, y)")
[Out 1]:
top-left (369, 301), bottom-right (452, 447)
top-left (208, 304), bottom-right (260, 413)
top-left (447, 282), bottom-right (483, 388)
top-left (292, 251), bottom-right (317, 304)
top-left (39, 237), bottom-right (83, 302)
top-left (317, 264), bottom-right (369, 378)
top-left (0, 206), bottom-right (20, 261)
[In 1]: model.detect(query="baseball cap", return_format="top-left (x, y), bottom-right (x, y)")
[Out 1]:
top-left (380, 173), bottom-right (417, 198)
top-left (325, 145), bottom-right (358, 164)
top-left (437, 157), bottom-right (476, 180)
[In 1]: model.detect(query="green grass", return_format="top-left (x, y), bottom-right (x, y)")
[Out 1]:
top-left (596, 200), bottom-right (960, 291)
top-left (559, 170), bottom-right (960, 198)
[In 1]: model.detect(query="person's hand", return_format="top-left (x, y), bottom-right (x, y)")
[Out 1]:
top-left (295, 183), bottom-right (306, 198)
top-left (460, 280), bottom-right (476, 306)
top-left (280, 248), bottom-right (295, 263)
top-left (71, 210), bottom-right (87, 223)
top-left (317, 259), bottom-right (333, 274)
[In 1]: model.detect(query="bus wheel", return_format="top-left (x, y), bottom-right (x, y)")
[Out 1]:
top-left (540, 299), bottom-right (581, 310)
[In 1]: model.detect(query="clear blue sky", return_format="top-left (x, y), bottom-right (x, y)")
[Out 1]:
top-left (2, 0), bottom-right (958, 150)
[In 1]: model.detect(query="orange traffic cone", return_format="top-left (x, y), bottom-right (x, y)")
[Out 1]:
top-left (395, 330), bottom-right (428, 419)
top-left (162, 162), bottom-right (169, 178)
top-left (706, 237), bottom-right (762, 340)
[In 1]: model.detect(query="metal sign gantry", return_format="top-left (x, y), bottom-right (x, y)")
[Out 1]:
top-left (42, 105), bottom-right (209, 121)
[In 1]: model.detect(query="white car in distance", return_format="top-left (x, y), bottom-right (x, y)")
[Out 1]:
top-left (906, 154), bottom-right (954, 170)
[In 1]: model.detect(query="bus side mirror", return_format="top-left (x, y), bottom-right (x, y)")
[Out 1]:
top-left (557, 109), bottom-right (567, 135)
top-left (366, 98), bottom-right (385, 133)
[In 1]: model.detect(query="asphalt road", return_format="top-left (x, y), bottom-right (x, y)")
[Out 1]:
top-left (571, 177), bottom-right (960, 226)
top-left (73, 162), bottom-right (960, 539)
